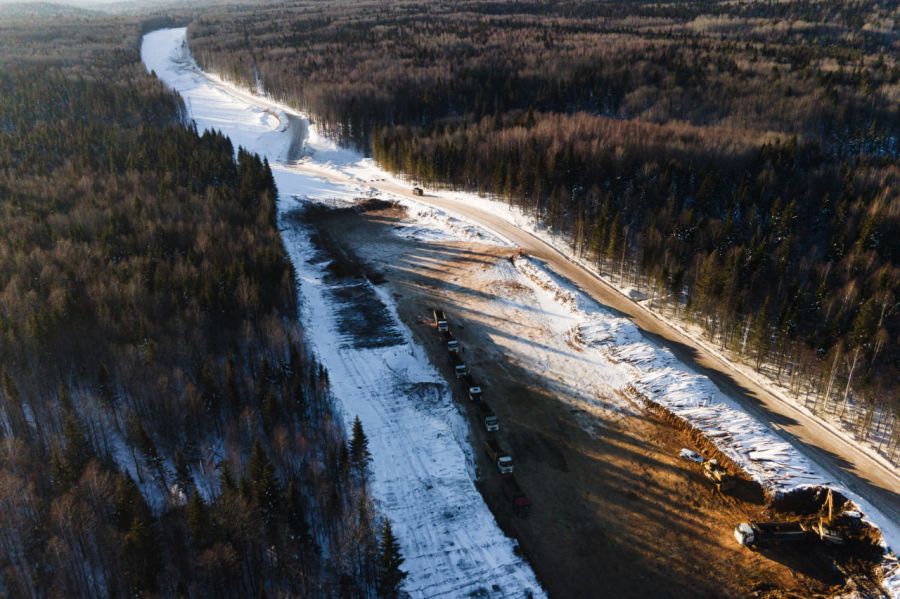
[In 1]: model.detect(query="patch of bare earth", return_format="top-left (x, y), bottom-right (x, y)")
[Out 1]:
top-left (307, 202), bottom-right (881, 599)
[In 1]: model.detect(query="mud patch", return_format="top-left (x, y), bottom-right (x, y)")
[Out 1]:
top-left (286, 208), bottom-right (403, 349)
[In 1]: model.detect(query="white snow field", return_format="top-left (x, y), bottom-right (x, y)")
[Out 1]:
top-left (142, 28), bottom-right (544, 598)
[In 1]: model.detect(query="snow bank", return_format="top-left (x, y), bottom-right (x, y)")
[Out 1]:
top-left (393, 201), bottom-right (509, 245)
top-left (511, 255), bottom-right (900, 597)
top-left (281, 216), bottom-right (544, 597)
top-left (142, 28), bottom-right (544, 598)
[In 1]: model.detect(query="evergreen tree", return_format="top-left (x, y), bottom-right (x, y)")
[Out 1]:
top-left (97, 363), bottom-right (116, 408)
top-left (187, 492), bottom-right (211, 548)
top-left (248, 440), bottom-right (280, 538)
top-left (55, 409), bottom-right (94, 489)
top-left (285, 480), bottom-right (312, 549)
top-left (377, 519), bottom-right (407, 598)
top-left (350, 416), bottom-right (371, 470)
top-left (122, 515), bottom-right (160, 593)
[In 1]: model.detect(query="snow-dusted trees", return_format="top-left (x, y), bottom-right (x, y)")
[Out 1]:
top-left (0, 15), bottom-right (387, 598)
top-left (190, 0), bottom-right (900, 464)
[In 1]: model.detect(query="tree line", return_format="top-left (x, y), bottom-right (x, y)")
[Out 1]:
top-left (0, 14), bottom-right (405, 598)
top-left (189, 0), bottom-right (899, 462)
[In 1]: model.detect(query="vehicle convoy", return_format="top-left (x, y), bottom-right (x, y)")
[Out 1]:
top-left (485, 439), bottom-right (514, 474)
top-left (433, 309), bottom-right (448, 332)
top-left (442, 330), bottom-right (460, 353)
top-left (477, 402), bottom-right (500, 431)
top-left (449, 354), bottom-right (469, 378)
top-left (703, 459), bottom-right (737, 492)
top-left (500, 474), bottom-right (531, 515)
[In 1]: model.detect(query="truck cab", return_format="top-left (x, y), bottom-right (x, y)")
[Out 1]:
top-left (442, 330), bottom-right (459, 353)
top-left (468, 386), bottom-right (482, 402)
top-left (449, 354), bottom-right (469, 378)
top-left (484, 439), bottom-right (514, 474)
top-left (432, 309), bottom-right (448, 332)
top-left (734, 523), bottom-right (755, 546)
top-left (497, 455), bottom-right (514, 474)
top-left (476, 401), bottom-right (500, 431)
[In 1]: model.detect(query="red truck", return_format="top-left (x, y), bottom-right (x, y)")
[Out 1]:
top-left (501, 474), bottom-right (531, 515)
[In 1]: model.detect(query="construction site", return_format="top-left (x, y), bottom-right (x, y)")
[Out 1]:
top-left (297, 199), bottom-right (890, 598)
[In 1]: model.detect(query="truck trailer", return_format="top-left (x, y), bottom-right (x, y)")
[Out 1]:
top-left (432, 309), bottom-right (448, 332)
top-left (484, 439), bottom-right (514, 474)
top-left (449, 354), bottom-right (469, 378)
top-left (734, 521), bottom-right (808, 547)
top-left (476, 401), bottom-right (500, 431)
top-left (442, 329), bottom-right (460, 353)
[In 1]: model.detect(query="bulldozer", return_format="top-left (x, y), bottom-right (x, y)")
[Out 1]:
top-left (702, 459), bottom-right (737, 492)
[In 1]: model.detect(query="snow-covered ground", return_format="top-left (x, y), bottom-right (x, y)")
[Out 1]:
top-left (142, 28), bottom-right (544, 598)
top-left (142, 26), bottom-right (898, 597)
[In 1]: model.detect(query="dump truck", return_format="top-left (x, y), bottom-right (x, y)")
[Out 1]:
top-left (734, 521), bottom-right (809, 547)
top-left (448, 354), bottom-right (469, 379)
top-left (468, 385), bottom-right (483, 402)
top-left (500, 474), bottom-right (530, 515)
top-left (433, 309), bottom-right (448, 332)
top-left (484, 439), bottom-right (514, 474)
top-left (442, 329), bottom-right (459, 353)
top-left (703, 459), bottom-right (737, 492)
top-left (476, 401), bottom-right (500, 431)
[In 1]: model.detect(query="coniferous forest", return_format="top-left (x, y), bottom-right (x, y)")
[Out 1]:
top-left (0, 15), bottom-right (402, 598)
top-left (189, 0), bottom-right (900, 462)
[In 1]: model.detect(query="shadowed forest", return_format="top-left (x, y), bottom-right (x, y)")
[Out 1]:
top-left (188, 0), bottom-right (900, 462)
top-left (0, 15), bottom-right (404, 598)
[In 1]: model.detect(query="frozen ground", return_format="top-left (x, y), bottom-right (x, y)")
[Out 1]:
top-left (142, 27), bottom-right (897, 597)
top-left (143, 28), bottom-right (544, 597)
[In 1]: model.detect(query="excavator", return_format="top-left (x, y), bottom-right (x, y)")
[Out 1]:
top-left (735, 489), bottom-right (849, 548)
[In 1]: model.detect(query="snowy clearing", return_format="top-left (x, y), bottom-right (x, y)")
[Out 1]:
top-left (142, 27), bottom-right (544, 598)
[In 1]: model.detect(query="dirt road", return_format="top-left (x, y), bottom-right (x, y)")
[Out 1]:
top-left (307, 203), bottom-right (878, 597)
top-left (291, 160), bottom-right (900, 529)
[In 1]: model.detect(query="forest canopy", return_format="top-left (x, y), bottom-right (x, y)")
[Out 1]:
top-left (190, 0), bottom-right (900, 461)
top-left (0, 14), bottom-right (394, 598)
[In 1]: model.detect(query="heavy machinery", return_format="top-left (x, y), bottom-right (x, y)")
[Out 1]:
top-left (484, 439), bottom-right (514, 474)
top-left (477, 402), bottom-right (500, 432)
top-left (433, 309), bottom-right (448, 332)
top-left (735, 489), bottom-right (848, 548)
top-left (449, 354), bottom-right (469, 378)
top-left (442, 329), bottom-right (460, 353)
top-left (702, 459), bottom-right (737, 492)
top-left (734, 521), bottom-right (808, 547)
